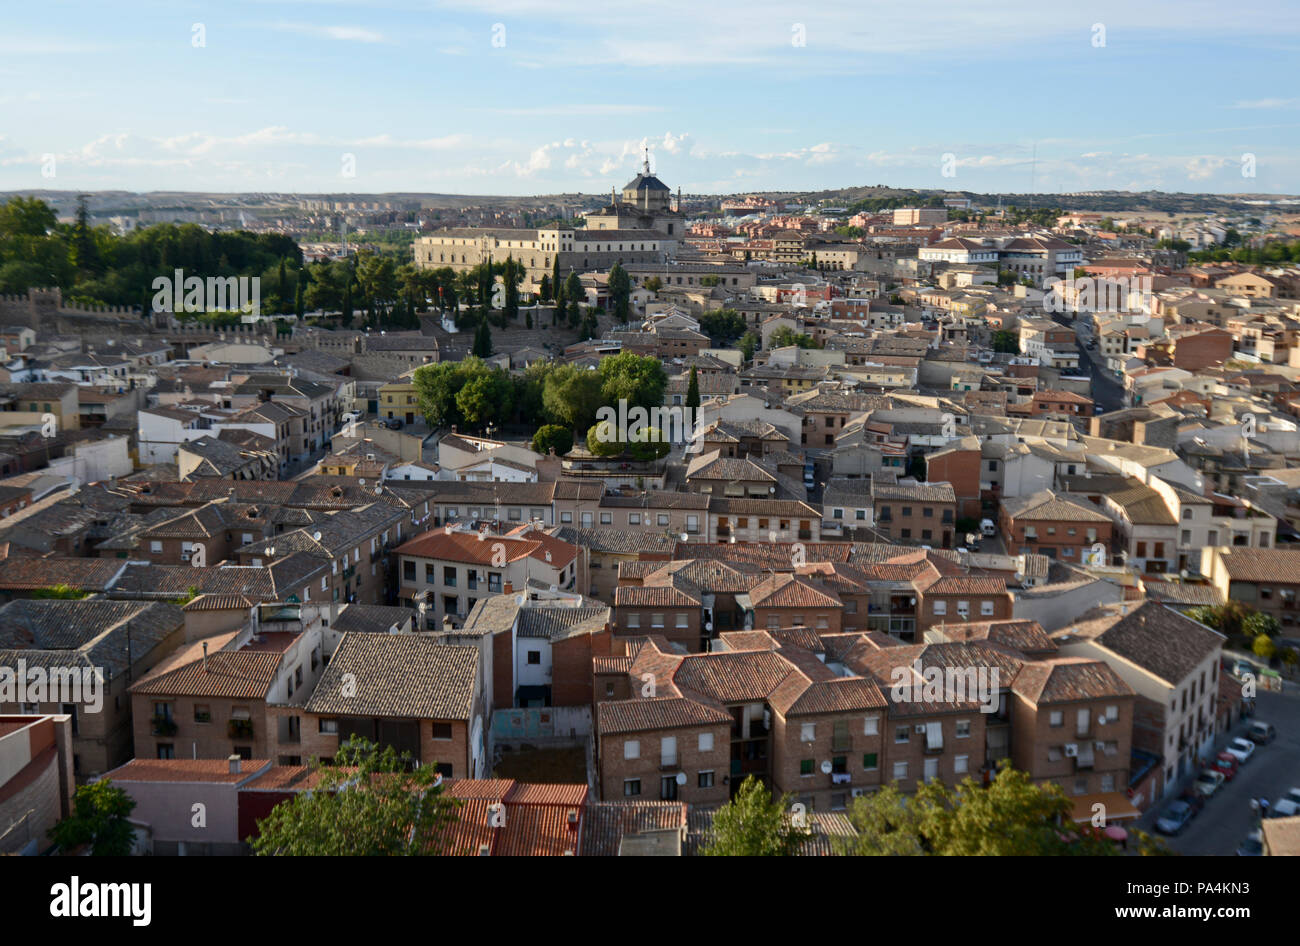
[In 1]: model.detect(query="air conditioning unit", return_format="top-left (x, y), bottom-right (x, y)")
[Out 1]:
top-left (850, 787), bottom-right (867, 798)
top-left (1064, 743), bottom-right (1079, 757)
top-left (1094, 741), bottom-right (1107, 751)
top-left (914, 724), bottom-right (927, 734)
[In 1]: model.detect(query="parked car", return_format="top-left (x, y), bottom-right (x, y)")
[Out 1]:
top-left (1236, 830), bottom-right (1264, 856)
top-left (1193, 769), bottom-right (1226, 798)
top-left (1284, 787), bottom-right (1300, 806)
top-left (385, 417), bottom-right (403, 430)
top-left (1155, 800), bottom-right (1196, 835)
top-left (980, 518), bottom-right (997, 537)
top-left (1211, 752), bottom-right (1239, 781)
top-left (1179, 790), bottom-right (1206, 817)
top-left (1223, 737), bottom-right (1256, 765)
top-left (1268, 799), bottom-right (1300, 819)
top-left (1247, 721), bottom-right (1276, 744)
top-left (1234, 659), bottom-right (1256, 678)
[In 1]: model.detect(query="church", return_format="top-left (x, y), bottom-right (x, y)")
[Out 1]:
top-left (585, 151), bottom-right (685, 235)
top-left (413, 153), bottom-right (683, 289)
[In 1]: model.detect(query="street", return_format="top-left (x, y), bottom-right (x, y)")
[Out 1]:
top-left (1137, 686), bottom-right (1300, 855)
top-left (1053, 312), bottom-right (1126, 413)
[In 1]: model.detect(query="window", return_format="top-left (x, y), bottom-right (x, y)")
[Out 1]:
top-left (657, 514), bottom-right (669, 526)
top-left (443, 566), bottom-right (457, 587)
top-left (1049, 710), bottom-right (1063, 728)
top-left (660, 736), bottom-right (677, 767)
top-left (623, 779), bottom-right (641, 797)
top-left (895, 725), bottom-right (910, 744)
top-left (932, 600), bottom-right (947, 615)
top-left (1104, 705), bottom-right (1118, 722)
top-left (431, 723), bottom-right (453, 740)
top-left (686, 515), bottom-right (699, 534)
top-left (863, 752), bottom-right (878, 771)
top-left (600, 512), bottom-right (612, 524)
top-left (194, 704), bottom-right (211, 723)
top-left (320, 719), bottom-right (338, 734)
top-left (150, 540), bottom-right (162, 554)
top-left (651, 613), bottom-right (665, 628)
top-left (864, 715), bottom-right (879, 736)
top-left (800, 759), bottom-right (814, 776)
top-left (1101, 773), bottom-right (1116, 792)
top-left (800, 722), bottom-right (816, 742)
top-left (624, 740), bottom-right (640, 760)
top-left (698, 770), bottom-right (715, 789)
top-left (526, 650), bottom-right (541, 665)
top-left (980, 600), bottom-right (995, 616)
top-left (698, 732), bottom-right (714, 752)
top-left (893, 761), bottom-right (908, 780)
top-left (955, 755), bottom-right (969, 775)
top-left (660, 776), bottom-right (678, 800)
top-left (626, 613), bottom-right (641, 629)
top-left (956, 719), bottom-right (971, 738)
top-left (403, 561), bottom-right (416, 581)
top-left (675, 613), bottom-right (689, 628)
top-left (157, 744), bottom-right (175, 760)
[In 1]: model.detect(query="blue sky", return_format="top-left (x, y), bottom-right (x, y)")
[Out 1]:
top-left (3, 0), bottom-right (1300, 196)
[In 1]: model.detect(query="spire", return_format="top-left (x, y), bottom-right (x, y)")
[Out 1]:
top-left (642, 142), bottom-right (651, 175)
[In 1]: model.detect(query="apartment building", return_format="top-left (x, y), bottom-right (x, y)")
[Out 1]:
top-left (1000, 490), bottom-right (1112, 562)
top-left (870, 481), bottom-right (957, 548)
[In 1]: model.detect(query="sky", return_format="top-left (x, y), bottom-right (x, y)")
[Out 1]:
top-left (3, 0), bottom-right (1300, 197)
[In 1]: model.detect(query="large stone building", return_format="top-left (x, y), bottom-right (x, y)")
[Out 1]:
top-left (413, 156), bottom-right (682, 288)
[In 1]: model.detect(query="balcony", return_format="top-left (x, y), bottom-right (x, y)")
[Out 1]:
top-left (797, 529), bottom-right (812, 540)
top-left (151, 716), bottom-right (177, 737)
top-left (228, 719), bottom-right (254, 740)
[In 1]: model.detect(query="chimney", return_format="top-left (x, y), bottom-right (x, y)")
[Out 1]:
top-left (228, 754), bottom-right (241, 774)
top-left (503, 581), bottom-right (514, 595)
top-left (202, 641), bottom-right (209, 673)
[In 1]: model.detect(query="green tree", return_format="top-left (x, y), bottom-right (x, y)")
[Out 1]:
top-left (69, 195), bottom-right (104, 276)
top-left (644, 276), bottom-right (663, 295)
top-left (542, 364), bottom-right (604, 435)
top-left (539, 273), bottom-right (552, 303)
top-left (837, 766), bottom-right (1117, 857)
top-left (738, 330), bottom-right (760, 362)
top-left (698, 308), bottom-right (747, 343)
top-left (1243, 611), bottom-right (1280, 639)
top-left (251, 736), bottom-right (459, 855)
top-left (30, 583), bottom-right (89, 599)
top-left (769, 326), bottom-right (820, 350)
top-left (49, 780), bottom-right (137, 856)
top-left (586, 420), bottom-right (626, 457)
top-left (685, 365), bottom-right (700, 413)
top-left (503, 255), bottom-right (520, 323)
top-left (598, 351), bottom-right (667, 412)
top-left (608, 261), bottom-right (631, 323)
top-left (700, 776), bottom-right (811, 856)
top-left (565, 272), bottom-right (582, 327)
top-left (990, 329), bottom-right (1019, 353)
top-left (472, 319), bottom-right (494, 358)
top-left (294, 266), bottom-right (306, 319)
top-left (532, 424), bottom-right (573, 456)
top-left (455, 370), bottom-right (514, 429)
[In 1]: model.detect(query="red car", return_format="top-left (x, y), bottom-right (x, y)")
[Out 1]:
top-left (1212, 752), bottom-right (1240, 781)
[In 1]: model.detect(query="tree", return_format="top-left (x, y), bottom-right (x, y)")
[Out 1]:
top-left (685, 365), bottom-right (700, 413)
top-left (539, 273), bottom-right (552, 302)
top-left (1243, 611), bottom-right (1280, 639)
top-left (295, 266), bottom-right (307, 319)
top-left (49, 780), bottom-right (137, 856)
top-left (542, 364), bottom-right (604, 435)
top-left (698, 308), bottom-right (747, 343)
top-left (503, 255), bottom-right (520, 323)
top-left (456, 370), bottom-right (513, 429)
top-left (69, 195), bottom-right (104, 276)
top-left (991, 329), bottom-right (1019, 353)
top-left (837, 765), bottom-right (1117, 857)
top-left (472, 319), bottom-right (494, 358)
top-left (565, 272), bottom-right (582, 328)
top-left (598, 351), bottom-right (667, 412)
top-left (644, 276), bottom-right (663, 295)
top-left (738, 330), bottom-right (760, 362)
top-left (1253, 634), bottom-right (1276, 660)
top-left (700, 776), bottom-right (811, 856)
top-left (608, 261), bottom-right (631, 323)
top-left (30, 583), bottom-right (90, 599)
top-left (251, 736), bottom-right (459, 855)
top-left (532, 424), bottom-right (573, 456)
top-left (769, 326), bottom-right (820, 350)
top-left (552, 282), bottom-right (563, 327)
top-left (587, 420), bottom-right (625, 457)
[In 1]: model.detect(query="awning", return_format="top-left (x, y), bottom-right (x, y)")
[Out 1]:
top-left (1069, 792), bottom-right (1141, 824)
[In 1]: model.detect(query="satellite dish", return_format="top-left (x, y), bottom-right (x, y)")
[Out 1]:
top-left (675, 772), bottom-right (687, 786)
top-left (375, 485), bottom-right (383, 495)
top-left (680, 533), bottom-right (688, 542)
top-left (359, 478), bottom-right (366, 486)
top-left (820, 760), bottom-right (833, 775)
top-left (312, 531), bottom-right (322, 541)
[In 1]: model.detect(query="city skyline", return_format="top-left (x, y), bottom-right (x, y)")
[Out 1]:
top-left (3, 0), bottom-right (1300, 195)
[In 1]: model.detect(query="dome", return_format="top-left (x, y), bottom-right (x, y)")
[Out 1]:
top-left (623, 173), bottom-right (670, 192)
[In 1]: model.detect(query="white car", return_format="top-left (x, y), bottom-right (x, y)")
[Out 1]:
top-left (1224, 737), bottom-right (1256, 765)
top-left (1285, 788), bottom-right (1300, 806)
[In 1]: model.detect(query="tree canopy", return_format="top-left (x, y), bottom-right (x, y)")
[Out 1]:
top-left (49, 780), bottom-right (137, 856)
top-left (700, 776), bottom-right (811, 856)
top-left (251, 736), bottom-right (460, 856)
